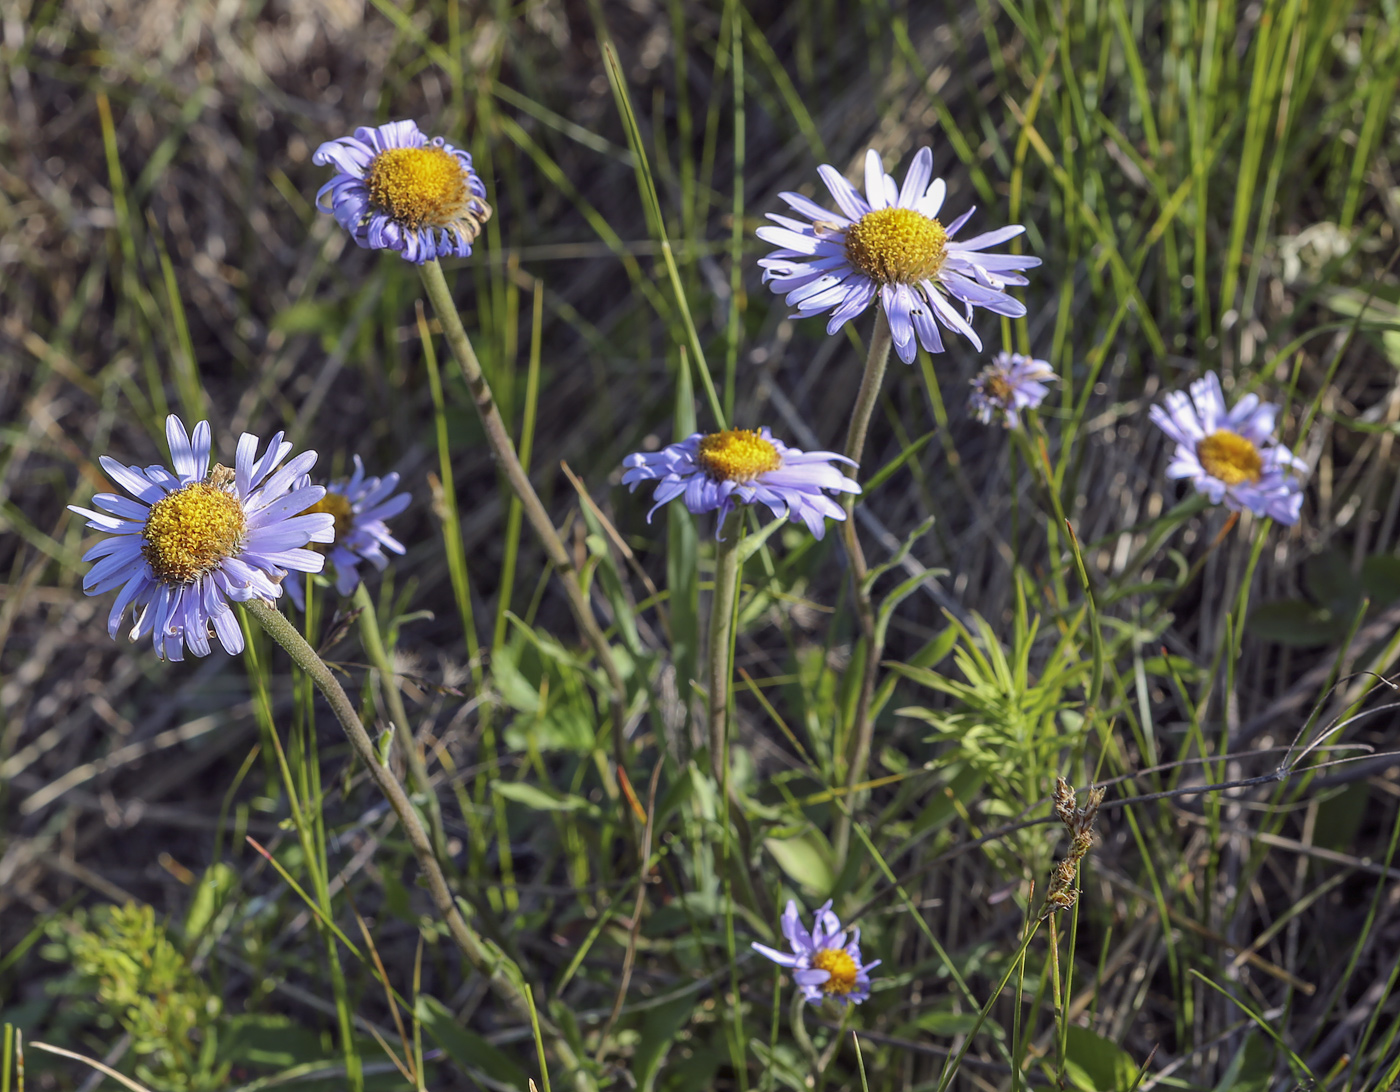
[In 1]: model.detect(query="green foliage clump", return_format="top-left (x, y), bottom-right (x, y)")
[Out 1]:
top-left (893, 590), bottom-right (1093, 872)
top-left (47, 902), bottom-right (227, 1092)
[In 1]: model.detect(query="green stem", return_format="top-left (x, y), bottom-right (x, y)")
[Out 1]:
top-left (707, 510), bottom-right (743, 783)
top-left (244, 599), bottom-right (595, 1091)
top-left (834, 308), bottom-right (893, 862)
top-left (789, 991), bottom-right (819, 1070)
top-left (352, 582), bottom-right (449, 867)
top-left (418, 258), bottom-right (628, 767)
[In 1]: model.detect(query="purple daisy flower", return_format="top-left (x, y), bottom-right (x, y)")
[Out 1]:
top-left (67, 415), bottom-right (335, 661)
top-left (751, 899), bottom-right (880, 1006)
top-left (758, 146), bottom-right (1041, 363)
top-left (1149, 372), bottom-right (1307, 525)
top-left (313, 120), bottom-right (492, 264)
top-left (284, 455), bottom-right (411, 611)
top-left (969, 351), bottom-right (1057, 428)
top-left (620, 427), bottom-right (859, 540)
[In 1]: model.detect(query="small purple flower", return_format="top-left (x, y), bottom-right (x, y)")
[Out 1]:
top-left (621, 428), bottom-right (859, 540)
top-left (67, 416), bottom-right (334, 661)
top-left (751, 899), bottom-right (880, 1006)
top-left (313, 120), bottom-right (492, 264)
top-left (1149, 372), bottom-right (1307, 525)
top-left (758, 147), bottom-right (1040, 364)
top-left (969, 352), bottom-right (1057, 428)
top-left (284, 455), bottom-right (411, 610)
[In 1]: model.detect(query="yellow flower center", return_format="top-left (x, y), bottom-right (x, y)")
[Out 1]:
top-left (696, 429), bottom-right (782, 482)
top-left (844, 206), bottom-right (948, 285)
top-left (365, 146), bottom-right (473, 229)
top-left (142, 482), bottom-right (246, 584)
top-left (300, 491), bottom-right (353, 552)
top-left (1196, 429), bottom-right (1263, 486)
top-left (985, 374), bottom-right (1015, 404)
top-left (810, 947), bottom-right (859, 995)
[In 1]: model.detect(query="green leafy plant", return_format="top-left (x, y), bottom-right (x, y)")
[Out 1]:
top-left (46, 903), bottom-right (226, 1092)
top-left (891, 587), bottom-right (1093, 874)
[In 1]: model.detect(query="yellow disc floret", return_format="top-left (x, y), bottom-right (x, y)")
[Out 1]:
top-left (697, 429), bottom-right (782, 483)
top-left (810, 947), bottom-right (859, 995)
top-left (142, 482), bottom-right (246, 584)
top-left (300, 491), bottom-right (353, 553)
top-left (365, 146), bottom-right (473, 229)
top-left (985, 374), bottom-right (1015, 405)
top-left (1196, 430), bottom-right (1263, 486)
top-left (844, 206), bottom-right (948, 285)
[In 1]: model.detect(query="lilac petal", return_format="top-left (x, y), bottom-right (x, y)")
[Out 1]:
top-left (83, 542), bottom-right (145, 594)
top-left (755, 226), bottom-right (826, 256)
top-left (777, 190), bottom-right (847, 224)
top-left (100, 458), bottom-right (165, 503)
top-left (955, 225), bottom-right (1026, 251)
top-left (943, 207), bottom-right (975, 237)
top-left (92, 494), bottom-right (152, 521)
top-left (818, 165), bottom-right (871, 221)
top-left (910, 304), bottom-right (945, 354)
top-left (915, 178), bottom-right (946, 219)
top-left (823, 279), bottom-right (878, 333)
top-left (898, 148), bottom-right (933, 209)
top-left (253, 547), bottom-right (325, 573)
top-left (927, 289), bottom-right (983, 351)
top-left (107, 572), bottom-right (152, 638)
top-left (864, 149), bottom-right (889, 210)
top-left (165, 416), bottom-right (198, 482)
top-left (751, 942), bottom-right (800, 967)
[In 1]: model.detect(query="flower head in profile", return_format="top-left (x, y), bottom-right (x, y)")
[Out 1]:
top-left (969, 352), bottom-right (1057, 429)
top-left (284, 455), bottom-right (410, 611)
top-left (67, 416), bottom-right (335, 661)
top-left (313, 120), bottom-right (492, 264)
top-left (758, 147), bottom-right (1040, 363)
top-left (1150, 372), bottom-right (1307, 525)
top-left (752, 899), bottom-right (880, 1006)
top-left (621, 427), bottom-right (859, 540)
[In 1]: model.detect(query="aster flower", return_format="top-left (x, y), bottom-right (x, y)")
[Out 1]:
top-left (1149, 372), bottom-right (1307, 525)
top-left (284, 455), bottom-right (411, 611)
top-left (67, 416), bottom-right (335, 661)
top-left (758, 147), bottom-right (1040, 364)
top-left (969, 351), bottom-right (1057, 428)
top-left (621, 427), bottom-right (859, 540)
top-left (313, 120), bottom-right (492, 264)
top-left (751, 899), bottom-right (880, 1006)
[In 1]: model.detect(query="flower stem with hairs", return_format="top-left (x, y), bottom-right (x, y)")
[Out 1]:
top-left (243, 598), bottom-right (596, 1092)
top-left (418, 258), bottom-right (628, 765)
top-left (351, 581), bottom-right (448, 866)
top-left (834, 309), bottom-right (893, 862)
top-left (707, 510), bottom-right (743, 783)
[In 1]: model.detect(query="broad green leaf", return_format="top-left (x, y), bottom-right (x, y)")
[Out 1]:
top-left (493, 781), bottom-right (598, 816)
top-left (1215, 1033), bottom-right (1275, 1092)
top-left (1362, 553), bottom-right (1400, 605)
top-left (219, 1014), bottom-right (324, 1068)
top-left (762, 830), bottom-right (835, 895)
top-left (633, 991), bottom-right (695, 1092)
top-left (416, 994), bottom-right (530, 1089)
top-left (183, 862), bottom-right (236, 943)
top-left (910, 765), bottom-right (985, 838)
top-left (1062, 1025), bottom-right (1137, 1091)
top-left (1246, 600), bottom-right (1346, 647)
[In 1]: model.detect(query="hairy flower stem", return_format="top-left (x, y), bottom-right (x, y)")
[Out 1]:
top-left (419, 259), bottom-right (628, 768)
top-left (707, 510), bottom-right (743, 784)
top-left (245, 599), bottom-right (595, 1091)
top-left (352, 582), bottom-right (448, 866)
top-left (834, 309), bottom-right (893, 863)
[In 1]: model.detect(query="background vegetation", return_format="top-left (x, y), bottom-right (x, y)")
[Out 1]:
top-left (4, 0), bottom-right (1400, 1088)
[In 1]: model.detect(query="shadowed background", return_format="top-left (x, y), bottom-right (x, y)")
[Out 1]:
top-left (4, 0), bottom-right (1400, 1087)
